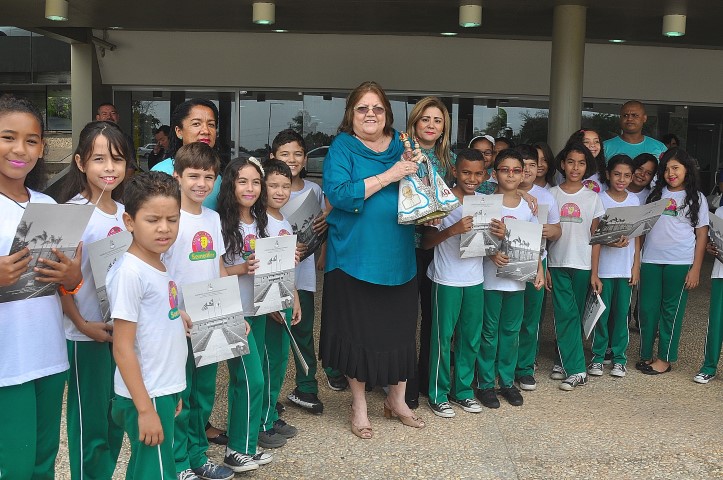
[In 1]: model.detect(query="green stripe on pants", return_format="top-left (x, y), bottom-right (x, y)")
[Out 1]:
top-left (261, 308), bottom-right (292, 431)
top-left (550, 267), bottom-right (591, 376)
top-left (590, 278), bottom-right (632, 364)
top-left (700, 279), bottom-right (723, 375)
top-left (517, 258), bottom-right (547, 378)
top-left (639, 263), bottom-right (690, 362)
top-left (476, 289), bottom-right (524, 389)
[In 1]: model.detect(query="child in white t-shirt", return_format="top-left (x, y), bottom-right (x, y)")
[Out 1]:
top-left (589, 155), bottom-right (641, 379)
top-left (476, 149), bottom-right (544, 408)
top-left (108, 171), bottom-right (189, 478)
top-left (548, 143), bottom-right (605, 391)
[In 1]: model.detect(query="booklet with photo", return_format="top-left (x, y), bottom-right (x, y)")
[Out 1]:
top-left (0, 203), bottom-right (94, 304)
top-left (87, 230), bottom-right (132, 323)
top-left (460, 194), bottom-right (503, 258)
top-left (582, 291), bottom-right (606, 339)
top-left (709, 213), bottom-right (723, 264)
top-left (281, 189), bottom-right (326, 262)
top-left (182, 275), bottom-right (249, 367)
top-left (590, 199), bottom-right (667, 245)
top-left (497, 219), bottom-right (543, 282)
top-left (253, 234), bottom-right (297, 316)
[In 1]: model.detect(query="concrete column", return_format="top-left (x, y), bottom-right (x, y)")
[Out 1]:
top-left (548, 3), bottom-right (586, 155)
top-left (71, 43), bottom-right (94, 147)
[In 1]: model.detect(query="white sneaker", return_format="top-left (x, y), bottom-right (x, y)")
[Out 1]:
top-left (610, 363), bottom-right (627, 377)
top-left (693, 372), bottom-right (715, 384)
top-left (550, 364), bottom-right (566, 380)
top-left (559, 373), bottom-right (588, 391)
top-left (252, 450), bottom-right (273, 466)
top-left (223, 448), bottom-right (259, 473)
top-left (587, 362), bottom-right (604, 376)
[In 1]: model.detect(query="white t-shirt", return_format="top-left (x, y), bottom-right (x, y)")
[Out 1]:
top-left (64, 196), bottom-right (126, 341)
top-left (628, 187), bottom-right (650, 205)
top-left (224, 221), bottom-right (259, 317)
top-left (108, 252), bottom-right (187, 398)
top-left (642, 188), bottom-right (709, 265)
top-left (162, 207), bottom-right (225, 309)
top-left (582, 173), bottom-right (607, 194)
top-left (483, 199), bottom-right (537, 292)
top-left (597, 191), bottom-right (640, 278)
top-left (293, 180), bottom-right (323, 293)
top-left (427, 201), bottom-right (484, 287)
top-left (712, 207), bottom-right (723, 280)
top-left (529, 184), bottom-right (560, 261)
top-left (0, 190), bottom-right (68, 387)
top-left (548, 185), bottom-right (606, 270)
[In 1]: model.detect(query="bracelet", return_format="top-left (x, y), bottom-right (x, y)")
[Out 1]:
top-left (59, 278), bottom-right (84, 296)
top-left (374, 175), bottom-right (384, 189)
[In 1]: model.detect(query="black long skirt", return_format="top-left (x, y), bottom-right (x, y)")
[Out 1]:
top-left (319, 268), bottom-right (418, 387)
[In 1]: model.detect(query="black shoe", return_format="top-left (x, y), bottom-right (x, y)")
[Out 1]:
top-left (272, 419), bottom-right (298, 439)
top-left (326, 374), bottom-right (349, 391)
top-left (287, 387), bottom-right (324, 414)
top-left (206, 422), bottom-right (228, 446)
top-left (635, 360), bottom-right (652, 372)
top-left (406, 397), bottom-right (419, 410)
top-left (642, 364), bottom-right (672, 375)
top-left (275, 401), bottom-right (285, 415)
top-left (476, 388), bottom-right (500, 409)
top-left (498, 385), bottom-right (524, 406)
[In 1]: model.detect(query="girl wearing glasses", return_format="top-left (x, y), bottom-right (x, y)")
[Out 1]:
top-left (547, 143), bottom-right (605, 391)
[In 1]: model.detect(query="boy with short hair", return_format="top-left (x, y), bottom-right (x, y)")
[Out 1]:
top-left (164, 143), bottom-right (235, 479)
top-left (108, 171), bottom-right (189, 478)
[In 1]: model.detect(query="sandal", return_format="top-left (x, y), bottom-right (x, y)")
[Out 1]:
top-left (350, 419), bottom-right (373, 439)
top-left (205, 422), bottom-right (229, 445)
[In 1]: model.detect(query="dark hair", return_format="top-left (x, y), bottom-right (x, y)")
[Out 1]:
top-left (95, 102), bottom-right (116, 115)
top-left (455, 148), bottom-right (484, 165)
top-left (338, 81), bottom-right (394, 137)
top-left (494, 148), bottom-right (524, 169)
top-left (168, 99), bottom-right (220, 158)
top-left (495, 137), bottom-right (514, 149)
top-left (123, 171), bottom-right (180, 218)
top-left (173, 142), bottom-right (221, 176)
top-left (155, 125), bottom-right (171, 136)
top-left (263, 158), bottom-right (292, 181)
top-left (515, 144), bottom-right (539, 162)
top-left (661, 133), bottom-right (680, 146)
top-left (533, 142), bottom-right (556, 186)
top-left (566, 128), bottom-right (606, 179)
top-left (271, 128), bottom-right (307, 156)
top-left (556, 142), bottom-right (595, 179)
top-left (603, 154), bottom-right (635, 187)
top-left (57, 121), bottom-right (130, 203)
top-left (647, 148), bottom-right (701, 228)
top-left (218, 157), bottom-right (268, 264)
top-left (0, 94), bottom-right (47, 191)
top-left (633, 152), bottom-right (658, 172)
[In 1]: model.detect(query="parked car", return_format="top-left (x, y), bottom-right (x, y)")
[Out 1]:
top-left (305, 146), bottom-right (328, 176)
top-left (137, 143), bottom-right (156, 159)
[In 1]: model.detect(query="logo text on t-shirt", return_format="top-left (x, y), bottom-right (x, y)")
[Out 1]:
top-left (189, 231), bottom-right (217, 261)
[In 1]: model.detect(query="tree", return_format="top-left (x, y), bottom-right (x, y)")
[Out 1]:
top-left (289, 110), bottom-right (334, 151)
top-left (483, 108), bottom-right (508, 137)
top-left (517, 112), bottom-right (549, 144)
top-left (132, 101), bottom-right (161, 148)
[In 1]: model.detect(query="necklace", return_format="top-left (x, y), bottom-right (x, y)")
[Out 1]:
top-left (0, 188), bottom-right (29, 209)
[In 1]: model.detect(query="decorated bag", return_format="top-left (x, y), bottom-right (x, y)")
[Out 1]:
top-left (397, 133), bottom-right (460, 225)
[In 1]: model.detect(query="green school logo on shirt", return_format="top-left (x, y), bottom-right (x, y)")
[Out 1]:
top-left (662, 198), bottom-right (678, 216)
top-left (168, 281), bottom-right (180, 320)
top-left (189, 231), bottom-right (217, 261)
top-left (559, 202), bottom-right (583, 223)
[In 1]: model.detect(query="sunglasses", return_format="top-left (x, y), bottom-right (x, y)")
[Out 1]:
top-left (496, 167), bottom-right (523, 175)
top-left (354, 106), bottom-right (385, 115)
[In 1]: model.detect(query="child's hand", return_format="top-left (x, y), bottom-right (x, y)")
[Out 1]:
top-left (138, 410), bottom-right (164, 446)
top-left (0, 248), bottom-right (32, 287)
top-left (541, 224), bottom-right (552, 239)
top-left (422, 218), bottom-right (442, 227)
top-left (244, 320), bottom-right (251, 335)
top-left (35, 243), bottom-right (83, 288)
top-left (245, 254), bottom-right (259, 275)
top-left (590, 274), bottom-right (602, 295)
top-left (545, 269), bottom-right (552, 292)
top-left (180, 310), bottom-right (192, 337)
top-left (175, 399), bottom-right (182, 417)
top-left (312, 212), bottom-right (328, 235)
top-left (706, 241), bottom-right (718, 256)
top-left (629, 266), bottom-right (640, 287)
top-left (684, 267), bottom-right (701, 290)
top-left (607, 236), bottom-right (630, 248)
top-left (292, 294), bottom-right (301, 325)
top-left (448, 216), bottom-right (474, 236)
top-left (268, 311), bottom-right (285, 325)
top-left (490, 219), bottom-right (506, 239)
top-left (294, 248), bottom-right (301, 266)
top-left (490, 252), bottom-right (509, 267)
top-left (81, 321), bottom-right (113, 343)
top-left (533, 271), bottom-right (545, 291)
top-left (518, 191), bottom-right (538, 215)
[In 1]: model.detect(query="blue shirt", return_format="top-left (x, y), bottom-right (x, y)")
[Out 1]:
top-left (151, 158), bottom-right (222, 211)
top-left (323, 131), bottom-right (416, 286)
top-left (603, 136), bottom-right (667, 163)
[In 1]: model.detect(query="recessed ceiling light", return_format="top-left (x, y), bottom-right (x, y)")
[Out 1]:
top-left (440, 32), bottom-right (458, 37)
top-left (253, 2), bottom-right (275, 25)
top-left (663, 14), bottom-right (686, 37)
top-left (272, 29), bottom-right (288, 33)
top-left (459, 3), bottom-right (482, 28)
top-left (108, 26), bottom-right (123, 30)
top-left (609, 39), bottom-right (626, 43)
top-left (45, 0), bottom-right (68, 21)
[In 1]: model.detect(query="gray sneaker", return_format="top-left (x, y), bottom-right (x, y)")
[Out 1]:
top-left (223, 448), bottom-right (259, 473)
top-left (693, 372), bottom-right (714, 384)
top-left (610, 363), bottom-right (627, 378)
top-left (428, 400), bottom-right (455, 418)
top-left (587, 362), bottom-right (604, 376)
top-left (550, 364), bottom-right (566, 380)
top-left (273, 419), bottom-right (298, 439)
top-left (560, 373), bottom-right (588, 391)
top-left (449, 397), bottom-right (482, 414)
top-left (192, 461), bottom-right (234, 480)
top-left (258, 428), bottom-right (287, 449)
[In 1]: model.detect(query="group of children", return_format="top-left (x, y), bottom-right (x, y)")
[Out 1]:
top-left (1, 92), bottom-right (721, 478)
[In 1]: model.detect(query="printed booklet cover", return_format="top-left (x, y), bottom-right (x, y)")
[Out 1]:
top-left (460, 194), bottom-right (503, 258)
top-left (709, 213), bottom-right (723, 264)
top-left (590, 199), bottom-right (667, 245)
top-left (182, 275), bottom-right (249, 367)
top-left (497, 219), bottom-right (543, 282)
top-left (582, 291), bottom-right (607, 339)
top-left (0, 203), bottom-right (94, 303)
top-left (280, 189), bottom-right (326, 262)
top-left (87, 230), bottom-right (132, 323)
top-left (253, 234), bottom-right (297, 316)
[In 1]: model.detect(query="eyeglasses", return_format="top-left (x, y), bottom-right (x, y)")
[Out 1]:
top-left (354, 106), bottom-right (385, 115)
top-left (496, 167), bottom-right (523, 175)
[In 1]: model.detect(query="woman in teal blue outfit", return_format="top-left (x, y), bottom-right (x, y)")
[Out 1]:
top-left (320, 81), bottom-right (426, 440)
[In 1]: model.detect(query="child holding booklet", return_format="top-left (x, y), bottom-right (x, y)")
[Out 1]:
top-left (163, 142), bottom-right (235, 480)
top-left (476, 149), bottom-right (544, 408)
top-left (0, 94), bottom-right (82, 478)
top-left (108, 172), bottom-right (189, 478)
top-left (57, 120), bottom-right (129, 479)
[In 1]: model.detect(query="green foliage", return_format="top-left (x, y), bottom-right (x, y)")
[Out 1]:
top-left (47, 96), bottom-right (71, 119)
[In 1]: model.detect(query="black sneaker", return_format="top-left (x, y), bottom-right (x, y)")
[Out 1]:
top-left (498, 385), bottom-right (524, 406)
top-left (476, 388), bottom-right (500, 409)
top-left (326, 373), bottom-right (349, 391)
top-left (516, 375), bottom-right (537, 391)
top-left (273, 419), bottom-right (298, 439)
top-left (257, 429), bottom-right (287, 449)
top-left (287, 387), bottom-right (324, 414)
top-left (275, 401), bottom-right (285, 415)
top-left (603, 348), bottom-right (613, 366)
top-left (449, 396), bottom-right (482, 413)
top-left (205, 422), bottom-right (228, 446)
top-left (191, 461), bottom-right (234, 480)
top-left (223, 448), bottom-right (259, 473)
top-left (428, 400), bottom-right (455, 418)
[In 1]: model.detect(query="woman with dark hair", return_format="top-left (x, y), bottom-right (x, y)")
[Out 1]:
top-left (320, 81), bottom-right (426, 439)
top-left (152, 98), bottom-right (223, 210)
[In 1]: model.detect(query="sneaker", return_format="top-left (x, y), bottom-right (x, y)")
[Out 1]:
top-left (559, 373), bottom-right (588, 391)
top-left (610, 363), bottom-right (627, 377)
top-left (603, 348), bottom-right (613, 365)
top-left (550, 364), bottom-right (566, 380)
top-left (275, 401), bottom-right (285, 415)
top-left (223, 448), bottom-right (259, 473)
top-left (326, 373), bottom-right (349, 391)
top-left (693, 372), bottom-right (715, 384)
top-left (476, 388), bottom-right (500, 409)
top-left (273, 419), bottom-right (298, 439)
top-left (587, 362), bottom-right (604, 376)
top-left (287, 388), bottom-right (324, 414)
top-left (192, 461), bottom-right (234, 480)
top-left (258, 429), bottom-right (287, 449)
top-left (498, 385), bottom-right (524, 406)
top-left (252, 451), bottom-right (273, 466)
top-left (516, 375), bottom-right (537, 391)
top-left (178, 469), bottom-right (200, 480)
top-left (428, 400), bottom-right (455, 418)
top-left (449, 397), bottom-right (482, 413)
